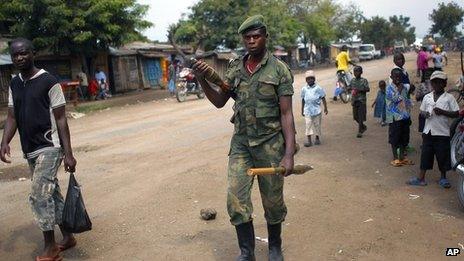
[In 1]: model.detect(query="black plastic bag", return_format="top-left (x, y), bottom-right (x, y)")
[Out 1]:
top-left (62, 173), bottom-right (92, 233)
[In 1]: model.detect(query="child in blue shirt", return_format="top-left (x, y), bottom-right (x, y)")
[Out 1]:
top-left (301, 70), bottom-right (328, 147)
top-left (372, 80), bottom-right (387, 126)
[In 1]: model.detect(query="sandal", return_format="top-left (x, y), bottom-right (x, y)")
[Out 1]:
top-left (401, 158), bottom-right (415, 165)
top-left (390, 159), bottom-right (403, 167)
top-left (58, 241), bottom-right (77, 252)
top-left (36, 255), bottom-right (62, 261)
top-left (407, 177), bottom-right (427, 186)
top-left (438, 178), bottom-right (451, 189)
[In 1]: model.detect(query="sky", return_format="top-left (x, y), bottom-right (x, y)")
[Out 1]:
top-left (138, 0), bottom-right (464, 42)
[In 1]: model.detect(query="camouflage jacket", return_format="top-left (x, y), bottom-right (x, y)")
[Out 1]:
top-left (225, 51), bottom-right (294, 146)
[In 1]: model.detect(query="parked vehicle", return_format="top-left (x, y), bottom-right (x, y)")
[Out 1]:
top-left (450, 114), bottom-right (464, 208)
top-left (298, 60), bottom-right (310, 69)
top-left (358, 44), bottom-right (380, 61)
top-left (394, 40), bottom-right (406, 53)
top-left (176, 68), bottom-right (205, 102)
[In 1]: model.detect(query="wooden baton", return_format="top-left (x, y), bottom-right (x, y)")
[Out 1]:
top-left (247, 164), bottom-right (313, 176)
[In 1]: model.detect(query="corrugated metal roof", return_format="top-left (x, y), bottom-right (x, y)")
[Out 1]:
top-left (137, 50), bottom-right (167, 58)
top-left (109, 47), bottom-right (137, 56)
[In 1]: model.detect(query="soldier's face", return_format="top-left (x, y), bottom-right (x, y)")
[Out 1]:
top-left (242, 29), bottom-right (267, 55)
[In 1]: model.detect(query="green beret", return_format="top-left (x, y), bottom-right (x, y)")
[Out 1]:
top-left (238, 15), bottom-right (266, 34)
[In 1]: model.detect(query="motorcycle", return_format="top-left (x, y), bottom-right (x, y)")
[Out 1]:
top-left (451, 113), bottom-right (464, 209)
top-left (176, 68), bottom-right (205, 102)
top-left (450, 38), bottom-right (464, 209)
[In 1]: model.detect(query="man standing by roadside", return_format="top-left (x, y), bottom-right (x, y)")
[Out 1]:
top-left (417, 46), bottom-right (430, 83)
top-left (95, 67), bottom-right (110, 96)
top-left (1, 38), bottom-right (77, 261)
top-left (77, 67), bottom-right (89, 101)
top-left (192, 15), bottom-right (295, 261)
top-left (168, 60), bottom-right (177, 96)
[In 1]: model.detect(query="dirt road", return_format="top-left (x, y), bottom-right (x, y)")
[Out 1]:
top-left (2, 53), bottom-right (464, 261)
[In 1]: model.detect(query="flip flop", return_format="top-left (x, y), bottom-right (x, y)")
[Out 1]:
top-left (58, 241), bottom-right (77, 252)
top-left (36, 255), bottom-right (63, 261)
top-left (438, 178), bottom-right (451, 189)
top-left (407, 177), bottom-right (427, 186)
top-left (401, 158), bottom-right (415, 165)
top-left (390, 159), bottom-right (403, 167)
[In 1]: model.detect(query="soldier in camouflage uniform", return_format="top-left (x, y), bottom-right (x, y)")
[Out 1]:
top-left (192, 15), bottom-right (296, 261)
top-left (1, 38), bottom-right (77, 260)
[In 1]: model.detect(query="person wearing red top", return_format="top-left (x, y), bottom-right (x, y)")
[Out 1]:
top-left (417, 46), bottom-right (430, 82)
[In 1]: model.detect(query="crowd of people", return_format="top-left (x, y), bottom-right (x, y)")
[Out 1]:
top-left (300, 50), bottom-right (461, 189)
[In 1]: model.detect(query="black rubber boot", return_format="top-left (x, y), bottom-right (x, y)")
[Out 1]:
top-left (235, 221), bottom-right (256, 261)
top-left (268, 223), bottom-right (283, 261)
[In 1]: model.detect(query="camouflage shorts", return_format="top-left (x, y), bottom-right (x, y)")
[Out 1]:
top-left (227, 133), bottom-right (287, 226)
top-left (27, 148), bottom-right (64, 231)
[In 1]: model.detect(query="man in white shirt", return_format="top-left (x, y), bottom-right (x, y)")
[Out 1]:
top-left (408, 71), bottom-right (460, 187)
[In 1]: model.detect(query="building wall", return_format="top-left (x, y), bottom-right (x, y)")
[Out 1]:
top-left (111, 55), bottom-right (140, 93)
top-left (203, 57), bottom-right (228, 80)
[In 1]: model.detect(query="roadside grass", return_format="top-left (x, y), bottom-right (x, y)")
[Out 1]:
top-left (74, 103), bottom-right (110, 114)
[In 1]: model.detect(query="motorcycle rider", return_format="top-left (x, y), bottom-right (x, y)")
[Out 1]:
top-left (334, 45), bottom-right (357, 101)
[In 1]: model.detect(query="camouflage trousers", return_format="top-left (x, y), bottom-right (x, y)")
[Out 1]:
top-left (27, 148), bottom-right (65, 231)
top-left (227, 133), bottom-right (287, 226)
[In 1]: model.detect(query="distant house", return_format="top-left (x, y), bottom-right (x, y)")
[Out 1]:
top-left (0, 53), bottom-right (13, 105)
top-left (197, 50), bottom-right (238, 79)
top-left (330, 42), bottom-right (362, 62)
top-left (108, 47), bottom-right (141, 93)
top-left (0, 20), bottom-right (13, 104)
top-left (113, 41), bottom-right (193, 90)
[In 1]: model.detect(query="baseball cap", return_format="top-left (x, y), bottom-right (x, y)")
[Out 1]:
top-left (430, 70), bottom-right (447, 80)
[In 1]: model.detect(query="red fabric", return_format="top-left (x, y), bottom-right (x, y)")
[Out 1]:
top-left (245, 59), bottom-right (259, 74)
top-left (88, 79), bottom-right (98, 96)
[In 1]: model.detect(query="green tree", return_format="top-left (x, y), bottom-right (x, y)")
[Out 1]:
top-left (389, 15), bottom-right (416, 45)
top-left (0, 0), bottom-right (151, 69)
top-left (250, 0), bottom-right (301, 51)
top-left (359, 15), bottom-right (416, 48)
top-left (429, 1), bottom-right (464, 40)
top-left (359, 16), bottom-right (392, 49)
top-left (334, 3), bottom-right (364, 42)
top-left (171, 0), bottom-right (249, 51)
top-left (171, 0), bottom-right (300, 54)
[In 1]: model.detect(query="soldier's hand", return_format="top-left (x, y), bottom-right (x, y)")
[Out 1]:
top-left (191, 60), bottom-right (210, 80)
top-left (64, 154), bottom-right (77, 173)
top-left (0, 143), bottom-right (11, 163)
top-left (280, 155), bottom-right (294, 177)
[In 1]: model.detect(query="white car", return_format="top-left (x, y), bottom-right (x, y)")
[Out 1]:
top-left (358, 44), bottom-right (380, 61)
